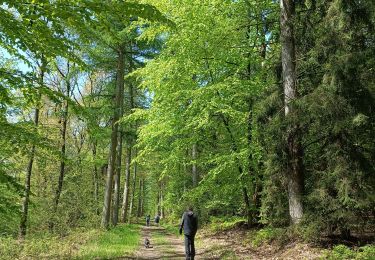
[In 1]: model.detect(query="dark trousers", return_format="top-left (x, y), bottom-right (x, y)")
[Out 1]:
top-left (184, 235), bottom-right (195, 260)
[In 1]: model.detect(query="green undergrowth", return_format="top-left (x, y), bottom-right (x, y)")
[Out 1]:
top-left (249, 227), bottom-right (287, 247)
top-left (0, 228), bottom-right (98, 260)
top-left (0, 224), bottom-right (141, 260)
top-left (76, 224), bottom-right (141, 259)
top-left (161, 222), bottom-right (180, 236)
top-left (245, 226), bottom-right (375, 259)
top-left (221, 250), bottom-right (240, 260)
top-left (321, 245), bottom-right (375, 260)
top-left (206, 244), bottom-right (239, 259)
top-left (209, 216), bottom-right (246, 233)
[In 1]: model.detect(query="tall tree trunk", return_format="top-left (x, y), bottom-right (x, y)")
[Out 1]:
top-left (92, 142), bottom-right (100, 215)
top-left (112, 133), bottom-right (123, 226)
top-left (19, 107), bottom-right (40, 239)
top-left (120, 60), bottom-right (135, 222)
top-left (220, 114), bottom-right (252, 226)
top-left (137, 178), bottom-right (142, 218)
top-left (205, 48), bottom-right (251, 225)
top-left (112, 77), bottom-right (124, 226)
top-left (19, 59), bottom-right (46, 238)
top-left (50, 62), bottom-right (71, 231)
top-left (242, 185), bottom-right (251, 226)
top-left (140, 178), bottom-right (145, 216)
top-left (120, 146), bottom-right (131, 222)
top-left (280, 0), bottom-right (304, 224)
top-left (53, 96), bottom-right (68, 208)
top-left (247, 102), bottom-right (260, 226)
top-left (192, 143), bottom-right (198, 187)
top-left (160, 183), bottom-right (164, 218)
top-left (128, 148), bottom-right (137, 223)
top-left (157, 183), bottom-right (161, 215)
top-left (245, 9), bottom-right (269, 226)
top-left (101, 49), bottom-right (125, 229)
top-left (112, 62), bottom-right (125, 225)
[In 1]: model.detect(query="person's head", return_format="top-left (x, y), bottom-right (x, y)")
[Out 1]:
top-left (187, 206), bottom-right (194, 212)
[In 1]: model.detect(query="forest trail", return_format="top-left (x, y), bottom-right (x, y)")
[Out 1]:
top-left (132, 226), bottom-right (188, 259)
top-left (126, 225), bottom-right (324, 260)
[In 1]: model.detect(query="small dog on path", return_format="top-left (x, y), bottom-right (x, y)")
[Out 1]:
top-left (144, 238), bottom-right (153, 248)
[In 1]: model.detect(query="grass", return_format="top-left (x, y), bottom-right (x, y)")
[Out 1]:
top-left (0, 224), bottom-right (141, 260)
top-left (76, 224), bottom-right (141, 259)
top-left (161, 222), bottom-right (180, 236)
top-left (0, 228), bottom-right (98, 260)
top-left (152, 229), bottom-right (169, 244)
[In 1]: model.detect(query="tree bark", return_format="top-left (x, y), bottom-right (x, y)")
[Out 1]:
top-left (120, 146), bottom-right (131, 222)
top-left (140, 178), bottom-right (145, 216)
top-left (137, 178), bottom-right (143, 218)
top-left (160, 183), bottom-right (164, 218)
top-left (280, 0), bottom-right (304, 224)
top-left (242, 186), bottom-right (251, 226)
top-left (92, 142), bottom-right (100, 215)
top-left (101, 49), bottom-right (125, 229)
top-left (157, 183), bottom-right (161, 215)
top-left (50, 61), bottom-right (71, 231)
top-left (138, 178), bottom-right (145, 217)
top-left (120, 59), bottom-right (135, 222)
top-left (53, 95), bottom-right (68, 208)
top-left (247, 101), bottom-right (260, 226)
top-left (192, 143), bottom-right (198, 187)
top-left (112, 133), bottom-right (123, 226)
top-left (220, 114), bottom-right (252, 226)
top-left (128, 147), bottom-right (137, 223)
top-left (112, 63), bottom-right (126, 225)
top-left (19, 108), bottom-right (40, 239)
top-left (19, 59), bottom-right (46, 238)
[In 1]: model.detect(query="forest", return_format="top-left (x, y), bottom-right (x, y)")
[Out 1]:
top-left (0, 0), bottom-right (374, 259)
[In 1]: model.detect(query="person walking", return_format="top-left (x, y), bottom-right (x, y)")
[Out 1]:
top-left (154, 214), bottom-right (160, 226)
top-left (179, 206), bottom-right (198, 260)
top-left (146, 214), bottom-right (151, 227)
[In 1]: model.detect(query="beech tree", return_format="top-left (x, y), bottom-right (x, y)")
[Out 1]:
top-left (280, 0), bottom-right (304, 224)
top-left (19, 58), bottom-right (46, 238)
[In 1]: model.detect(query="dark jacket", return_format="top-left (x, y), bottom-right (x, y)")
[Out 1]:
top-left (180, 210), bottom-right (198, 236)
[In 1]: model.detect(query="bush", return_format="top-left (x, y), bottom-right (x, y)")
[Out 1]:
top-left (322, 245), bottom-right (375, 260)
top-left (209, 216), bottom-right (246, 233)
top-left (356, 245), bottom-right (375, 260)
top-left (292, 221), bottom-right (322, 242)
top-left (251, 227), bottom-right (286, 247)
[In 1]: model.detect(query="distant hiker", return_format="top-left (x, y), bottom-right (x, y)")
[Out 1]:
top-left (179, 206), bottom-right (198, 260)
top-left (155, 214), bottom-right (160, 226)
top-left (146, 214), bottom-right (151, 226)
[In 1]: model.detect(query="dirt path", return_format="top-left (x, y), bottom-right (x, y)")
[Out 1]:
top-left (132, 226), bottom-right (203, 259)
top-left (133, 226), bottom-right (163, 259)
top-left (128, 226), bottom-right (323, 259)
top-left (195, 229), bottom-right (323, 260)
